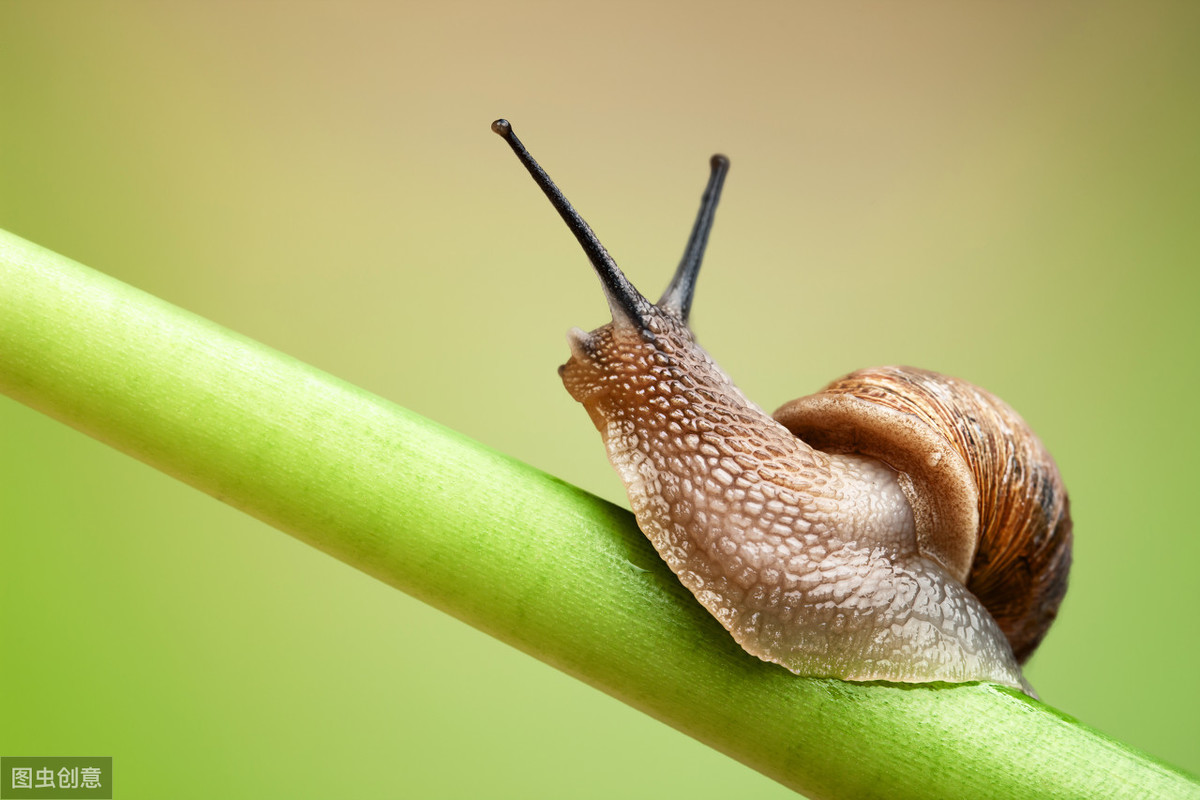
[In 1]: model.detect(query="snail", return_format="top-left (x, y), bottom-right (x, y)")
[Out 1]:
top-left (491, 119), bottom-right (1072, 694)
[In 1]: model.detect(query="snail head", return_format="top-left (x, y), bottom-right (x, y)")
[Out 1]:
top-left (490, 119), bottom-right (731, 428)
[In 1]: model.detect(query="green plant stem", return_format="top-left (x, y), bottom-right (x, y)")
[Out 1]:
top-left (0, 227), bottom-right (1194, 800)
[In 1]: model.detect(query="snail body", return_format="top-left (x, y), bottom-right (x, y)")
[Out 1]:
top-left (492, 120), bottom-right (1072, 693)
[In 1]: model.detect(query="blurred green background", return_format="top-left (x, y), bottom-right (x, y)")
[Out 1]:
top-left (1, 2), bottom-right (1197, 797)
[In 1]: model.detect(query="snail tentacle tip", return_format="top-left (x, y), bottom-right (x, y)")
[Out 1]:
top-left (491, 118), bottom-right (512, 137)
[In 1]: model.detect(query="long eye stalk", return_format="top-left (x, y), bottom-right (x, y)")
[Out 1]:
top-left (659, 154), bottom-right (730, 322)
top-left (491, 119), bottom-right (649, 326)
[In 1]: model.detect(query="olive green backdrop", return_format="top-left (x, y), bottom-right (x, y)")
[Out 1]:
top-left (1, 2), bottom-right (1197, 797)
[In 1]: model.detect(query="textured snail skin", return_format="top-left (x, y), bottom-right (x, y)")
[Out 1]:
top-left (561, 310), bottom-right (1029, 691)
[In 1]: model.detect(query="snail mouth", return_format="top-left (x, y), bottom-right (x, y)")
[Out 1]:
top-left (559, 358), bottom-right (612, 406)
top-left (560, 328), bottom-right (617, 409)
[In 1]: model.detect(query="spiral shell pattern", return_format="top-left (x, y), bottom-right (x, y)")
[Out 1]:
top-left (775, 366), bottom-right (1072, 663)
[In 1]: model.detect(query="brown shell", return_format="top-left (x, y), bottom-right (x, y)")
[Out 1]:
top-left (773, 366), bottom-right (1072, 663)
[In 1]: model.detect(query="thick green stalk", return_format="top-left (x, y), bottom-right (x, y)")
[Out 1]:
top-left (0, 227), bottom-right (1195, 800)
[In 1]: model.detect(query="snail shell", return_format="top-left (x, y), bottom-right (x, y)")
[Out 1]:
top-left (492, 120), bottom-right (1071, 693)
top-left (775, 366), bottom-right (1072, 665)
